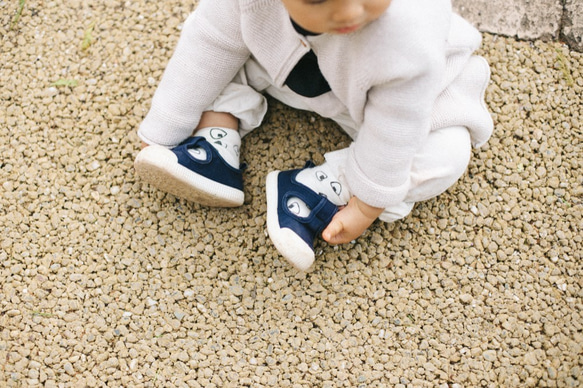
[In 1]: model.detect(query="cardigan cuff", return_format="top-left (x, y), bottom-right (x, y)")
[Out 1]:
top-left (344, 146), bottom-right (410, 209)
top-left (137, 109), bottom-right (198, 148)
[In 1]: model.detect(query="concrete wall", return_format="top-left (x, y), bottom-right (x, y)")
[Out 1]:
top-left (453, 0), bottom-right (583, 52)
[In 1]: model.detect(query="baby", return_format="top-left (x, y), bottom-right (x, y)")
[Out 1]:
top-left (134, 0), bottom-right (493, 270)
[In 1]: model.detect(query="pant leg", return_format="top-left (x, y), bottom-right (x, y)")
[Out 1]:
top-left (322, 56), bottom-right (488, 223)
top-left (205, 63), bottom-right (268, 137)
top-left (207, 57), bottom-right (356, 138)
top-left (324, 125), bottom-right (472, 223)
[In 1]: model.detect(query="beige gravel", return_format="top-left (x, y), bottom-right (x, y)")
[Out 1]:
top-left (1, 0), bottom-right (582, 387)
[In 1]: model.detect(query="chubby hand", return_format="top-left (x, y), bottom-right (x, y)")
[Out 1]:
top-left (322, 197), bottom-right (384, 245)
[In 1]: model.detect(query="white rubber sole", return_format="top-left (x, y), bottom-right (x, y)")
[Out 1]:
top-left (266, 171), bottom-right (315, 271)
top-left (134, 146), bottom-right (244, 207)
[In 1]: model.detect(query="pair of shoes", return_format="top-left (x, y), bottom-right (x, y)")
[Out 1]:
top-left (266, 163), bottom-right (338, 271)
top-left (135, 141), bottom-right (336, 270)
top-left (134, 136), bottom-right (245, 207)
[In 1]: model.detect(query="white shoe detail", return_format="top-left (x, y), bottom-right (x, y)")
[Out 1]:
top-left (291, 163), bottom-right (349, 215)
top-left (134, 145), bottom-right (244, 207)
top-left (266, 171), bottom-right (316, 271)
top-left (190, 127), bottom-right (241, 168)
top-left (188, 147), bottom-right (207, 160)
top-left (286, 198), bottom-right (311, 218)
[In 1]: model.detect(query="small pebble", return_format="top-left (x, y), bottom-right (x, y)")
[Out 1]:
top-left (483, 350), bottom-right (497, 362)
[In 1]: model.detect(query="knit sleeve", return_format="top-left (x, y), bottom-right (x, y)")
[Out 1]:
top-left (138, 0), bottom-right (250, 147)
top-left (344, 0), bottom-right (449, 208)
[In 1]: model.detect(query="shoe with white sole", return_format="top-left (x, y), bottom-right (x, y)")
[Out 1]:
top-left (134, 136), bottom-right (244, 207)
top-left (266, 163), bottom-right (339, 271)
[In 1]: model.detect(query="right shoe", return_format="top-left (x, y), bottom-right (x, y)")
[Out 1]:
top-left (134, 137), bottom-right (245, 207)
top-left (266, 163), bottom-right (339, 271)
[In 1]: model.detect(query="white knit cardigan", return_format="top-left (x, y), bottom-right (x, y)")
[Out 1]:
top-left (138, 0), bottom-right (493, 208)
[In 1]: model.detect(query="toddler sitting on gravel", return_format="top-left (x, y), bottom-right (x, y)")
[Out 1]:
top-left (134, 0), bottom-right (493, 270)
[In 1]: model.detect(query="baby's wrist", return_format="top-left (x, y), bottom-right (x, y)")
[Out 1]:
top-left (352, 197), bottom-right (384, 220)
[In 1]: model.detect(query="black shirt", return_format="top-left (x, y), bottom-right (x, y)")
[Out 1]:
top-left (284, 20), bottom-right (332, 98)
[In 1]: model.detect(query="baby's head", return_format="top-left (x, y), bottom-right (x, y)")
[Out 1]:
top-left (281, 0), bottom-right (391, 35)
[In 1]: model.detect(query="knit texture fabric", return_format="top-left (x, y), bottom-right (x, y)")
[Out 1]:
top-left (138, 0), bottom-right (493, 209)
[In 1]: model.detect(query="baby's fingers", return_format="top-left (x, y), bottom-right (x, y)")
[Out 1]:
top-left (322, 219), bottom-right (344, 244)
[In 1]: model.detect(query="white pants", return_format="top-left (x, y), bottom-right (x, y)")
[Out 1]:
top-left (206, 59), bottom-right (472, 222)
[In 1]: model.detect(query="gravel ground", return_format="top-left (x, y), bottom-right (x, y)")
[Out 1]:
top-left (1, 0), bottom-right (582, 387)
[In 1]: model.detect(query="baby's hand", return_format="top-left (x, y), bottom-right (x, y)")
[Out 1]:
top-left (322, 197), bottom-right (384, 245)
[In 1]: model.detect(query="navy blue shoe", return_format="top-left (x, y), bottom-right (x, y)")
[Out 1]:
top-left (134, 137), bottom-right (244, 207)
top-left (266, 163), bottom-right (338, 270)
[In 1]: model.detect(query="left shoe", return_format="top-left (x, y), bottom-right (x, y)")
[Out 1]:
top-left (266, 163), bottom-right (339, 271)
top-left (134, 136), bottom-right (245, 207)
